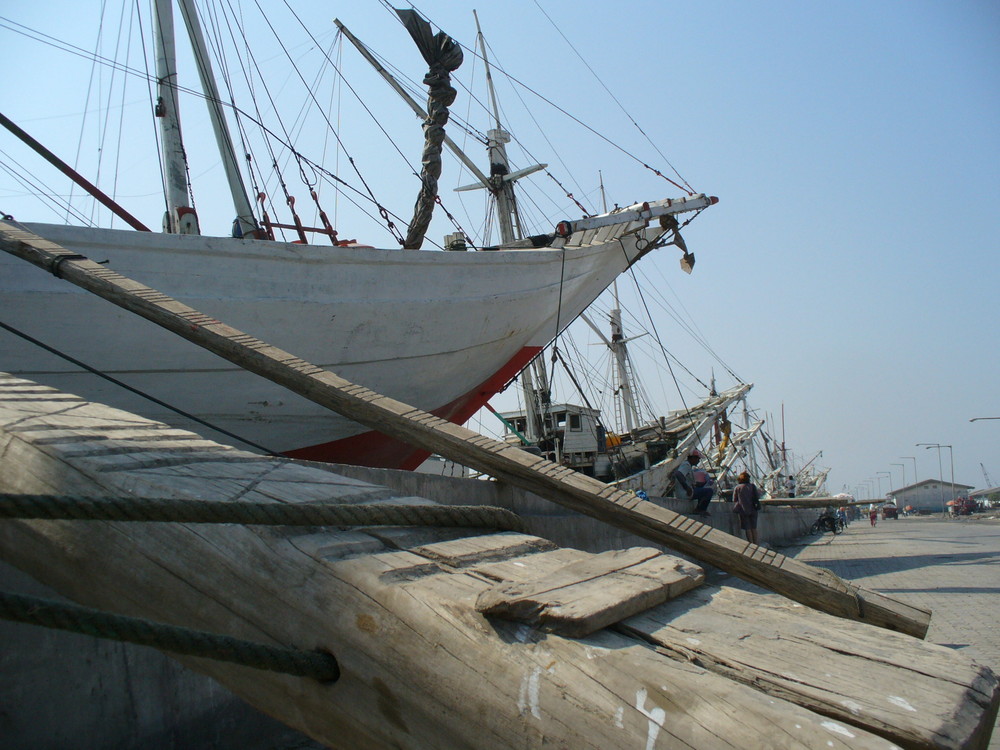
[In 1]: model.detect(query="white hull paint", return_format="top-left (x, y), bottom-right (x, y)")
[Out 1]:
top-left (1, 211), bottom-right (686, 467)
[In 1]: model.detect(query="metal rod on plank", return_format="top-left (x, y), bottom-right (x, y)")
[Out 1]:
top-left (0, 222), bottom-right (931, 638)
top-left (0, 591), bottom-right (339, 682)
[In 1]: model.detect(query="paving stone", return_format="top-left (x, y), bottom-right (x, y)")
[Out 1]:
top-left (725, 515), bottom-right (1000, 749)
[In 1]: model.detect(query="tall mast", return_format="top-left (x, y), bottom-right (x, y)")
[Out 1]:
top-left (474, 10), bottom-right (517, 244)
top-left (599, 172), bottom-right (641, 434)
top-left (467, 11), bottom-right (554, 441)
top-left (580, 303), bottom-right (643, 436)
top-left (609, 291), bottom-right (640, 434)
top-left (153, 0), bottom-right (199, 234)
top-left (174, 0), bottom-right (257, 237)
top-left (454, 11), bottom-right (545, 245)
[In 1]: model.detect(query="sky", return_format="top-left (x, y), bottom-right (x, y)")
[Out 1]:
top-left (1, 0), bottom-right (997, 496)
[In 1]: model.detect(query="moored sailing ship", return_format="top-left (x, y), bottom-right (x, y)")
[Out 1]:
top-left (0, 2), bottom-right (716, 469)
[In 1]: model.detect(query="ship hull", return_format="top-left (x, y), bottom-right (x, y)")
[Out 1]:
top-left (1, 221), bottom-right (653, 467)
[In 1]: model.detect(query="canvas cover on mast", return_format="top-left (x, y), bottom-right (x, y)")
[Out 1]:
top-left (395, 9), bottom-right (463, 249)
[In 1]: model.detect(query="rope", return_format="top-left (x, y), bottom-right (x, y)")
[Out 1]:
top-left (0, 319), bottom-right (277, 455)
top-left (0, 591), bottom-right (339, 682)
top-left (550, 248), bottom-right (568, 363)
top-left (0, 494), bottom-right (525, 532)
top-left (614, 238), bottom-right (712, 461)
top-left (529, 0), bottom-right (693, 196)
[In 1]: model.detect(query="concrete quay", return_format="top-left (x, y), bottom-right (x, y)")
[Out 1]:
top-left (727, 514), bottom-right (1000, 750)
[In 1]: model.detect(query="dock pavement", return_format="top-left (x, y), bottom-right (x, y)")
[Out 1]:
top-left (726, 513), bottom-right (1000, 749)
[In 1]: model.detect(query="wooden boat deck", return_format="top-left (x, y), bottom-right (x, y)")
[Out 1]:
top-left (0, 373), bottom-right (996, 749)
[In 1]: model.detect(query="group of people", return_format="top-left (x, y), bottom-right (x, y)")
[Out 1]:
top-left (672, 451), bottom-right (761, 544)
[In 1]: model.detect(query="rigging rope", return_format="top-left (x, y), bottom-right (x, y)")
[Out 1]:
top-left (273, 0), bottom-right (408, 245)
top-left (0, 319), bottom-right (276, 455)
top-left (551, 247), bottom-right (568, 365)
top-left (617, 238), bottom-right (710, 458)
top-left (440, 31), bottom-right (694, 196)
top-left (529, 0), bottom-right (693, 195)
top-left (0, 156), bottom-right (92, 226)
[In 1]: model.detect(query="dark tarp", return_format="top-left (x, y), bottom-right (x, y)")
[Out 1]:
top-left (396, 9), bottom-right (463, 249)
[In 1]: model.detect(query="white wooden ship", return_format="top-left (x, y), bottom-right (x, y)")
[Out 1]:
top-left (0, 1), bottom-right (715, 470)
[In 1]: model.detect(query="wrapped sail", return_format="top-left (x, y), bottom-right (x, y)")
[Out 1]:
top-left (395, 8), bottom-right (463, 249)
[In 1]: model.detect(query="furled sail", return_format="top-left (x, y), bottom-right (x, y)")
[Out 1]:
top-left (395, 9), bottom-right (463, 249)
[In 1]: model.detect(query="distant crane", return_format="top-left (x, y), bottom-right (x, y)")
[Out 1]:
top-left (982, 463), bottom-right (995, 489)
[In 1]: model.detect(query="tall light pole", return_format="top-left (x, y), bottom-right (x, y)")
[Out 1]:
top-left (917, 443), bottom-right (946, 515)
top-left (941, 444), bottom-right (956, 505)
top-left (970, 417), bottom-right (1000, 422)
top-left (901, 456), bottom-right (917, 484)
top-left (891, 462), bottom-right (906, 488)
top-left (876, 471), bottom-right (892, 500)
top-left (874, 474), bottom-right (885, 498)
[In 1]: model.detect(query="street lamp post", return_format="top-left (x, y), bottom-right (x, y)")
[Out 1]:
top-left (877, 471), bottom-right (893, 500)
top-left (891, 462), bottom-right (906, 489)
top-left (941, 445), bottom-right (956, 505)
top-left (874, 474), bottom-right (885, 499)
top-left (970, 417), bottom-right (1000, 422)
top-left (917, 443), bottom-right (947, 515)
top-left (899, 456), bottom-right (918, 514)
top-left (876, 471), bottom-right (892, 502)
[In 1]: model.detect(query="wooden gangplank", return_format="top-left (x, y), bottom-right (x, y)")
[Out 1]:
top-left (0, 222), bottom-right (931, 638)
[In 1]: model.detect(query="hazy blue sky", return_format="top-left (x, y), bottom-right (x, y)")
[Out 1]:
top-left (1, 1), bottom-right (997, 495)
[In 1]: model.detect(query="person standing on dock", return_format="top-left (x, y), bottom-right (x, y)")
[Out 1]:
top-left (870, 507), bottom-right (878, 527)
top-left (731, 471), bottom-right (761, 545)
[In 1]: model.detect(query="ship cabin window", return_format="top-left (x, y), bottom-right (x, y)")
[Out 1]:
top-left (569, 413), bottom-right (582, 431)
top-left (513, 418), bottom-right (527, 434)
top-left (555, 412), bottom-right (567, 428)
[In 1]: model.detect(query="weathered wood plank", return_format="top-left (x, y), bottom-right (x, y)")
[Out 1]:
top-left (0, 223), bottom-right (931, 638)
top-left (405, 532), bottom-right (559, 567)
top-left (468, 547), bottom-right (589, 583)
top-left (475, 547), bottom-right (704, 637)
top-left (620, 585), bottom-right (1000, 750)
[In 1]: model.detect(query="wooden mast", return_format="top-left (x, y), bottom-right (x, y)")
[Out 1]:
top-left (173, 0), bottom-right (257, 238)
top-left (153, 0), bottom-right (200, 234)
top-left (0, 221), bottom-right (931, 639)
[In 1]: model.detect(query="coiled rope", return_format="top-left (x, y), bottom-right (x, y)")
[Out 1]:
top-left (0, 591), bottom-right (339, 682)
top-left (0, 493), bottom-right (525, 532)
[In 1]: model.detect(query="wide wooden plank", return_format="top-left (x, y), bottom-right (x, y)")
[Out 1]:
top-left (475, 548), bottom-right (703, 637)
top-left (620, 585), bottom-right (999, 750)
top-left (406, 532), bottom-right (559, 567)
top-left (0, 223), bottom-right (931, 638)
top-left (0, 384), bottom-right (921, 749)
